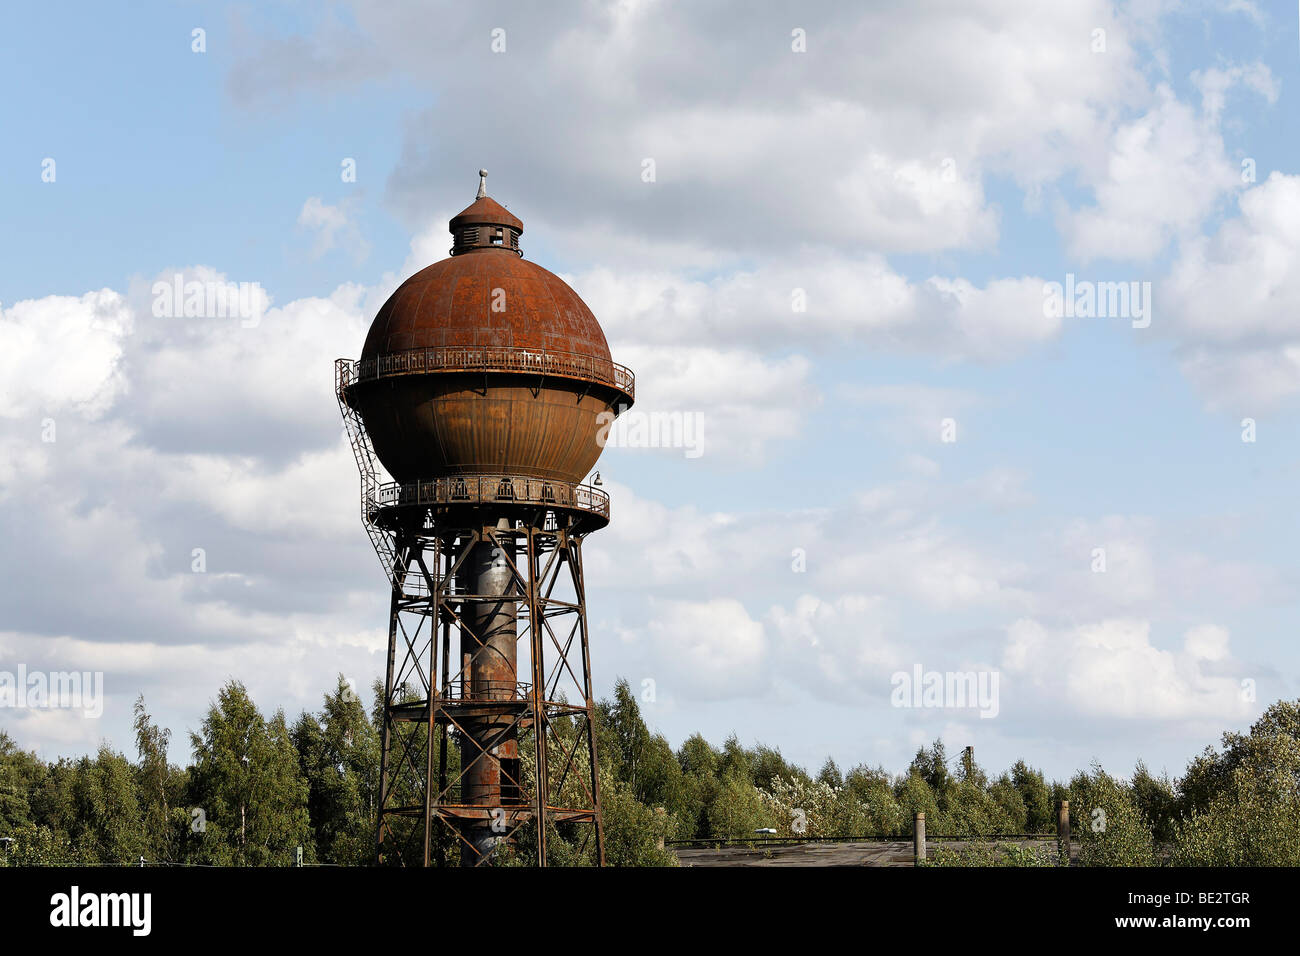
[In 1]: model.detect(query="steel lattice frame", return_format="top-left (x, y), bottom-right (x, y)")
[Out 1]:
top-left (374, 515), bottom-right (606, 867)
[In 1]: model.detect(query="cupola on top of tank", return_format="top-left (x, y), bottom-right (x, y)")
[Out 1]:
top-left (341, 170), bottom-right (635, 514)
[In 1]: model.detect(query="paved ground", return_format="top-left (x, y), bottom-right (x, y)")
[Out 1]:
top-left (672, 839), bottom-right (1066, 867)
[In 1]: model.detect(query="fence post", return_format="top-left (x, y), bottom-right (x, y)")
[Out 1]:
top-left (913, 811), bottom-right (926, 866)
top-left (1057, 800), bottom-right (1070, 865)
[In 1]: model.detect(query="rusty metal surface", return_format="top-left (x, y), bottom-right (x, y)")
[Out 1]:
top-left (341, 346), bottom-right (635, 403)
top-left (450, 195), bottom-right (523, 232)
top-left (362, 251), bottom-right (613, 360)
top-left (349, 375), bottom-right (620, 485)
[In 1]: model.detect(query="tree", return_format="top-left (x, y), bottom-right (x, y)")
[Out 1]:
top-left (187, 681), bottom-right (313, 865)
top-left (1067, 764), bottom-right (1154, 866)
top-left (1129, 761), bottom-right (1177, 843)
top-left (600, 774), bottom-right (677, 866)
top-left (1171, 700), bottom-right (1300, 865)
top-left (68, 746), bottom-right (146, 863)
top-left (707, 770), bottom-right (769, 840)
top-left (816, 757), bottom-right (844, 789)
top-left (595, 678), bottom-right (652, 797)
top-left (0, 730), bottom-right (44, 833)
top-left (909, 740), bottom-right (951, 798)
top-left (293, 675), bottom-right (381, 865)
top-left (133, 695), bottom-right (182, 862)
top-left (1009, 760), bottom-right (1053, 833)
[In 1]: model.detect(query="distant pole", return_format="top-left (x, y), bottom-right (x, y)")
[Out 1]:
top-left (962, 746), bottom-right (973, 779)
top-left (1057, 800), bottom-right (1070, 864)
top-left (913, 812), bottom-right (926, 865)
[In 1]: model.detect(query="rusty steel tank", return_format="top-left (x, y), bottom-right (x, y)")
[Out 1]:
top-left (345, 170), bottom-right (634, 488)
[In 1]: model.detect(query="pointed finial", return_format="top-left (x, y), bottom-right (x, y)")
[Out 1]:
top-left (476, 169), bottom-right (488, 199)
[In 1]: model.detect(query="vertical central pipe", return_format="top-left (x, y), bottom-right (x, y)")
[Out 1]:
top-left (461, 519), bottom-right (519, 864)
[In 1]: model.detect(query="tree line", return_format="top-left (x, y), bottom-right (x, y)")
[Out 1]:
top-left (2, 676), bottom-right (1298, 866)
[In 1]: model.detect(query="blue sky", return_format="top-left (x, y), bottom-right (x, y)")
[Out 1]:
top-left (2, 0), bottom-right (1300, 784)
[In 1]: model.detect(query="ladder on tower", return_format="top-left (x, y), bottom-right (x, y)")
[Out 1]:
top-left (335, 358), bottom-right (400, 586)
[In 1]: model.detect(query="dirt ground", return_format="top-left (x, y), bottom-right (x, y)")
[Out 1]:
top-left (672, 838), bottom-right (1066, 867)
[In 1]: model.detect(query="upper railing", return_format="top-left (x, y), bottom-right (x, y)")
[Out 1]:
top-left (339, 345), bottom-right (634, 402)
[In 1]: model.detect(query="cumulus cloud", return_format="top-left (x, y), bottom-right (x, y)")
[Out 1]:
top-left (642, 597), bottom-right (768, 700)
top-left (577, 259), bottom-right (1058, 362)
top-left (1058, 86), bottom-right (1244, 262)
top-left (1002, 618), bottom-right (1251, 722)
top-left (228, 0), bottom-right (1149, 261)
top-left (1161, 173), bottom-right (1300, 409)
top-left (768, 594), bottom-right (902, 701)
top-left (298, 197), bottom-right (371, 262)
top-left (0, 290), bottom-right (131, 420)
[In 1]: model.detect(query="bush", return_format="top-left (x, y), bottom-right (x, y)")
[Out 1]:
top-left (926, 841), bottom-right (1058, 867)
top-left (1170, 735), bottom-right (1300, 866)
top-left (1067, 764), bottom-right (1155, 867)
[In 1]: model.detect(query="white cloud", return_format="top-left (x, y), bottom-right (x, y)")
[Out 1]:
top-left (0, 289), bottom-right (131, 419)
top-left (768, 594), bottom-right (901, 700)
top-left (642, 598), bottom-right (768, 700)
top-left (1192, 61), bottom-right (1277, 121)
top-left (1002, 618), bottom-right (1250, 722)
top-left (577, 260), bottom-right (1058, 362)
top-left (1161, 173), bottom-right (1300, 408)
top-left (1058, 86), bottom-right (1242, 262)
top-left (298, 197), bottom-right (370, 261)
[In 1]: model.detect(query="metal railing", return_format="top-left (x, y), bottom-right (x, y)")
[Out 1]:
top-left (372, 474), bottom-right (609, 520)
top-left (339, 345), bottom-right (635, 401)
top-left (439, 680), bottom-right (531, 703)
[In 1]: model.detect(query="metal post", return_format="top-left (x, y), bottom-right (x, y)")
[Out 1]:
top-left (1058, 800), bottom-right (1071, 864)
top-left (527, 525), bottom-right (550, 866)
top-left (572, 535), bottom-right (607, 865)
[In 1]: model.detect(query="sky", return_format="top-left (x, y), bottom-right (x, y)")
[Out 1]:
top-left (2, 0), bottom-right (1299, 783)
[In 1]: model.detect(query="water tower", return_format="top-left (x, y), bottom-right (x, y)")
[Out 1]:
top-left (335, 171), bottom-right (633, 866)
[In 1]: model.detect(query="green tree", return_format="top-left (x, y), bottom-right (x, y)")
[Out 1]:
top-left (0, 730), bottom-right (44, 833)
top-left (68, 746), bottom-right (146, 863)
top-left (1009, 760), bottom-right (1054, 833)
top-left (1067, 764), bottom-right (1154, 866)
top-left (600, 774), bottom-right (677, 866)
top-left (293, 675), bottom-right (381, 865)
top-left (908, 740), bottom-right (951, 800)
top-left (187, 681), bottom-right (314, 865)
top-left (706, 770), bottom-right (769, 840)
top-left (133, 695), bottom-right (184, 862)
top-left (1171, 700), bottom-right (1300, 865)
top-left (595, 678), bottom-right (652, 796)
top-left (1130, 761), bottom-right (1177, 843)
top-left (816, 757), bottom-right (844, 789)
